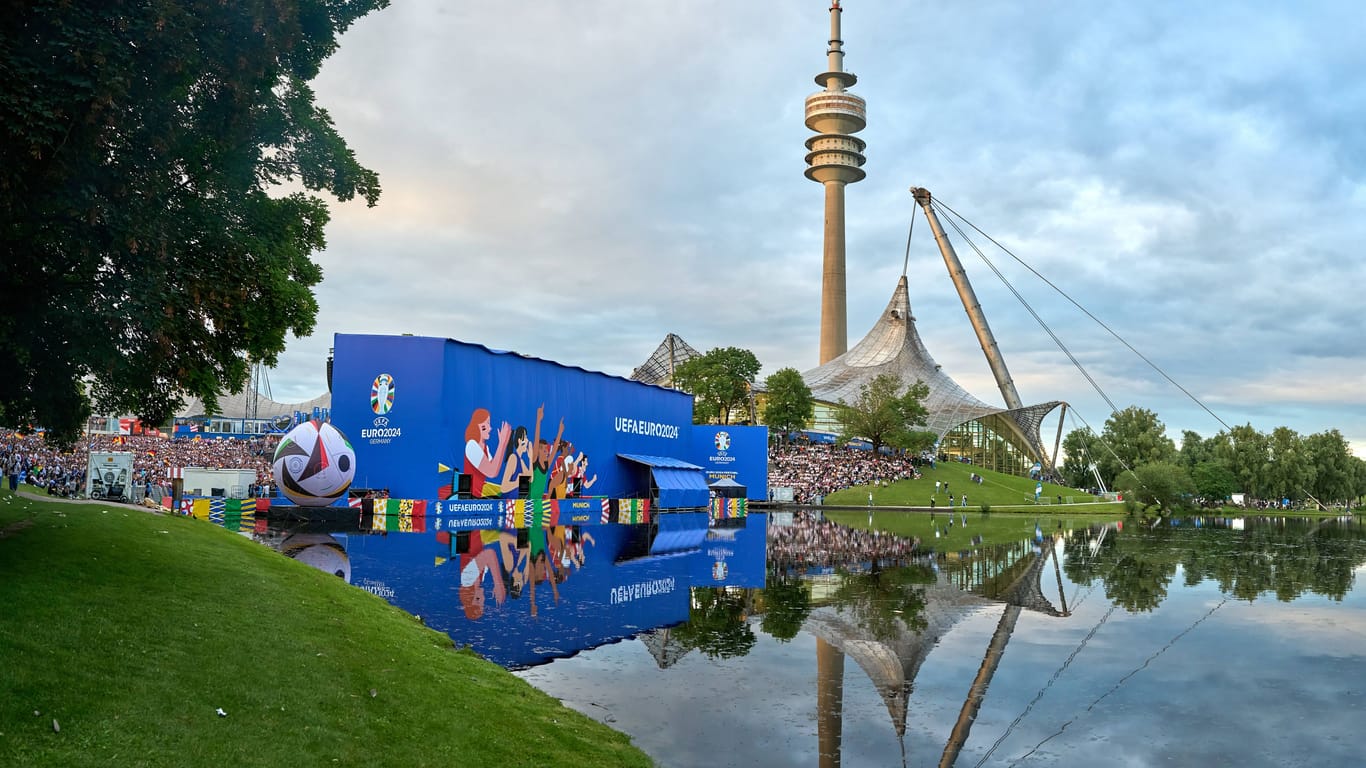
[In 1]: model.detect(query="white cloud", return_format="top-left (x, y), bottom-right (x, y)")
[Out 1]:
top-left (259, 0), bottom-right (1366, 458)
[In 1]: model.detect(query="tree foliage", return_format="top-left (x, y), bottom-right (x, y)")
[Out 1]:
top-left (1060, 427), bottom-right (1103, 488)
top-left (1097, 406), bottom-right (1176, 485)
top-left (672, 347), bottom-right (760, 425)
top-left (831, 374), bottom-right (929, 454)
top-left (0, 0), bottom-right (387, 444)
top-left (1190, 461), bottom-right (1237, 502)
top-left (1304, 429), bottom-right (1353, 504)
top-left (1209, 424), bottom-right (1269, 497)
top-left (761, 367), bottom-right (813, 438)
top-left (1115, 461), bottom-right (1194, 511)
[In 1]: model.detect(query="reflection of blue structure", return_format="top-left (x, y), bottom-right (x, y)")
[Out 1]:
top-left (262, 507), bottom-right (768, 668)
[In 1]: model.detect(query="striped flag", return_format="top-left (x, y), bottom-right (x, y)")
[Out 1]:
top-left (617, 499), bottom-right (651, 524)
top-left (410, 500), bottom-right (427, 532)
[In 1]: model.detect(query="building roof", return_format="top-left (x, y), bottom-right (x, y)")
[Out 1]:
top-left (802, 275), bottom-right (1060, 455)
top-left (175, 390), bottom-right (331, 420)
top-left (630, 333), bottom-right (700, 387)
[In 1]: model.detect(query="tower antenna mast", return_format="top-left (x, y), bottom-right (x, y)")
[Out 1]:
top-left (805, 0), bottom-right (867, 365)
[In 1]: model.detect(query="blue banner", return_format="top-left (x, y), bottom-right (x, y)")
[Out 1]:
top-left (331, 334), bottom-right (695, 502)
top-left (690, 425), bottom-right (769, 501)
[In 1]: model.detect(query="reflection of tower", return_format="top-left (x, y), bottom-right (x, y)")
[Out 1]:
top-left (806, 1), bottom-right (867, 365)
top-left (816, 637), bottom-right (845, 768)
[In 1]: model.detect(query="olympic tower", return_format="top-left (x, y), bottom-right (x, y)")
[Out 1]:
top-left (805, 0), bottom-right (867, 365)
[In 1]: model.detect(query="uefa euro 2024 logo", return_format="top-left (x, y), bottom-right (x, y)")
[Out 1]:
top-left (371, 373), bottom-right (395, 416)
top-left (714, 431), bottom-right (731, 452)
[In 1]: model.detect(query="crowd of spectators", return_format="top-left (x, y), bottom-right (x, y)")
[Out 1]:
top-left (768, 443), bottom-right (923, 504)
top-left (768, 510), bottom-right (920, 567)
top-left (0, 431), bottom-right (277, 497)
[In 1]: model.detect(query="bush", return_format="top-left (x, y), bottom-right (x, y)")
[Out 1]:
top-left (979, 504), bottom-right (991, 516)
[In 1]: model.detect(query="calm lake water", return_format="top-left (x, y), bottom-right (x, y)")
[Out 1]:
top-left (247, 509), bottom-right (1365, 767)
top-left (514, 515), bottom-right (1366, 768)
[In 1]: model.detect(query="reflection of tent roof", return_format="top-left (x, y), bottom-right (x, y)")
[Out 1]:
top-left (630, 333), bottom-right (700, 387)
top-left (709, 477), bottom-right (746, 498)
top-left (802, 276), bottom-right (1060, 457)
top-left (803, 573), bottom-right (992, 738)
top-left (175, 390), bottom-right (331, 420)
top-left (639, 627), bottom-right (693, 669)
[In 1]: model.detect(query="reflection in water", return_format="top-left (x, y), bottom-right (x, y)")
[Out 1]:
top-left (670, 588), bottom-right (758, 660)
top-left (214, 508), bottom-right (1366, 767)
top-left (1064, 515), bottom-right (1366, 610)
top-left (521, 515), bottom-right (1366, 767)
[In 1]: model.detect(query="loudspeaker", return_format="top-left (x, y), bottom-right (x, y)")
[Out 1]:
top-left (456, 473), bottom-right (473, 499)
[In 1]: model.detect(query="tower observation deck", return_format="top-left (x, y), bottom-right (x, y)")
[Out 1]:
top-left (806, 0), bottom-right (867, 365)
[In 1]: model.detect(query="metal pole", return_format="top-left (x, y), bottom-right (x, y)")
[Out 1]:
top-left (911, 187), bottom-right (1023, 410)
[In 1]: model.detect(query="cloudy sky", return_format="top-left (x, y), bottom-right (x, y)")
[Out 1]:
top-left (267, 0), bottom-right (1366, 453)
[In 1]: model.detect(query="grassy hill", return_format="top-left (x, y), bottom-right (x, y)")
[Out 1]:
top-left (0, 489), bottom-right (652, 768)
top-left (824, 457), bottom-right (1105, 509)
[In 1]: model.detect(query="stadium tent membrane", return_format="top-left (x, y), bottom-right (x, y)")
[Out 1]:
top-left (616, 454), bottom-right (711, 509)
top-left (802, 275), bottom-right (1060, 470)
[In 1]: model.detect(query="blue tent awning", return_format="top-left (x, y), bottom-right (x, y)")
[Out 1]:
top-left (618, 454), bottom-right (710, 509)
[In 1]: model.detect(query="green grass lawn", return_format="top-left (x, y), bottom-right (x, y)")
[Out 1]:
top-left (816, 459), bottom-right (1126, 550)
top-left (0, 489), bottom-right (652, 768)
top-left (823, 507), bottom-right (1128, 551)
top-left (823, 457), bottom-right (1108, 510)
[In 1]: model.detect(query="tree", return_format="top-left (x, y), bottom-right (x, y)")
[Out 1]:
top-left (1060, 427), bottom-right (1103, 488)
top-left (1304, 429), bottom-right (1353, 504)
top-left (1350, 456), bottom-right (1366, 507)
top-left (672, 347), bottom-right (761, 425)
top-left (1, 1), bottom-right (386, 444)
top-left (1096, 407), bottom-right (1176, 485)
top-left (1115, 461), bottom-right (1194, 512)
top-left (1210, 424), bottom-right (1269, 497)
top-left (1264, 426), bottom-right (1315, 503)
top-left (1190, 461), bottom-right (1237, 503)
top-left (831, 374), bottom-right (929, 454)
top-left (1177, 429), bottom-right (1215, 469)
top-left (761, 367), bottom-right (814, 439)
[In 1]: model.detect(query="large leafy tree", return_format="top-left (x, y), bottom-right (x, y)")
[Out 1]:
top-left (1210, 424), bottom-right (1270, 497)
top-left (1097, 406), bottom-right (1176, 485)
top-left (1264, 426), bottom-right (1315, 503)
top-left (1115, 461), bottom-right (1195, 512)
top-left (1060, 427), bottom-right (1104, 489)
top-left (672, 347), bottom-right (761, 425)
top-left (1304, 429), bottom-right (1354, 504)
top-left (1, 0), bottom-right (386, 445)
top-left (761, 367), bottom-right (813, 439)
top-left (1190, 461), bottom-right (1237, 503)
top-left (1177, 429), bottom-right (1215, 469)
top-left (831, 373), bottom-right (929, 454)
